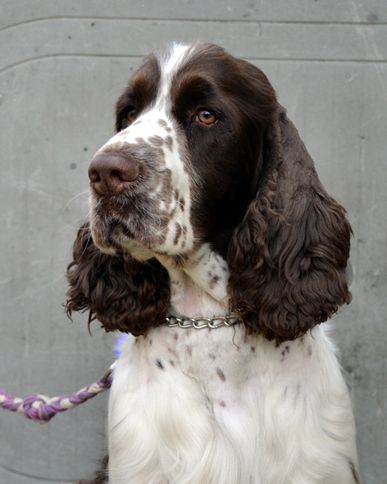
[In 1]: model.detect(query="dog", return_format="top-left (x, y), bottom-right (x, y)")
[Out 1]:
top-left (66, 41), bottom-right (359, 483)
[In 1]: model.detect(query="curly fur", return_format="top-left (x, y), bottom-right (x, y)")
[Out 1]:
top-left (65, 223), bottom-right (170, 336)
top-left (228, 109), bottom-right (352, 341)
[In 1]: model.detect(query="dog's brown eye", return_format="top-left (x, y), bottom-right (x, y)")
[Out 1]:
top-left (126, 107), bottom-right (137, 123)
top-left (197, 109), bottom-right (217, 126)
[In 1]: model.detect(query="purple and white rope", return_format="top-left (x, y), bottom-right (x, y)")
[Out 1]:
top-left (0, 362), bottom-right (115, 423)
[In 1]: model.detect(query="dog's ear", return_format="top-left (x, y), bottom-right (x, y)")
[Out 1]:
top-left (228, 108), bottom-right (352, 341)
top-left (65, 223), bottom-right (170, 336)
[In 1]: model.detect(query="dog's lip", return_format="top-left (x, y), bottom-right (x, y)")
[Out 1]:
top-left (90, 218), bottom-right (127, 251)
top-left (107, 220), bottom-right (152, 250)
top-left (97, 221), bottom-right (154, 261)
top-left (109, 221), bottom-right (134, 244)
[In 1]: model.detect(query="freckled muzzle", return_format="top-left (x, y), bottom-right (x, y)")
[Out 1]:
top-left (87, 124), bottom-right (193, 257)
top-left (88, 142), bottom-right (168, 246)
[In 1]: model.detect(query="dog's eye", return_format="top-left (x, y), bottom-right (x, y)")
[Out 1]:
top-left (196, 109), bottom-right (217, 126)
top-left (126, 107), bottom-right (137, 123)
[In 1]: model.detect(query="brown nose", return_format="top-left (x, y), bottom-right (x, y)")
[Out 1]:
top-left (88, 154), bottom-right (140, 195)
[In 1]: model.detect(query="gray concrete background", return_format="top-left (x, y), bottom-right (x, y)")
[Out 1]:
top-left (0, 1), bottom-right (386, 482)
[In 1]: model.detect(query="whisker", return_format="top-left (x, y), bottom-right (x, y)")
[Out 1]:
top-left (62, 191), bottom-right (89, 211)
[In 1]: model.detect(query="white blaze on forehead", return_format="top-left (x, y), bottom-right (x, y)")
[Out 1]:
top-left (157, 43), bottom-right (191, 101)
top-left (96, 43), bottom-right (192, 153)
top-left (162, 43), bottom-right (191, 76)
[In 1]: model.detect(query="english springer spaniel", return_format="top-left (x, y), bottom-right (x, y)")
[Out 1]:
top-left (66, 42), bottom-right (359, 483)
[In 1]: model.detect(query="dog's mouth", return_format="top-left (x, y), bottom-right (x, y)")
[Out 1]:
top-left (89, 174), bottom-right (195, 258)
top-left (108, 221), bottom-right (155, 260)
top-left (90, 205), bottom-right (166, 261)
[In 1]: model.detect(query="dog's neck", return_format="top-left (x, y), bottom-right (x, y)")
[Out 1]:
top-left (155, 243), bottom-right (230, 318)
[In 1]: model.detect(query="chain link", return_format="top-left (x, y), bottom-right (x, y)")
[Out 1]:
top-left (163, 315), bottom-right (240, 330)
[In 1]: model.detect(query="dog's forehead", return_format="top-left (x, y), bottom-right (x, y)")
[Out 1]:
top-left (151, 43), bottom-right (194, 111)
top-left (128, 43), bottom-right (191, 109)
top-left (132, 42), bottom-right (232, 112)
top-left (158, 43), bottom-right (192, 78)
top-left (98, 44), bottom-right (197, 152)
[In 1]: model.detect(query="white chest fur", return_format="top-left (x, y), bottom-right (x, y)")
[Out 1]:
top-left (108, 324), bottom-right (357, 484)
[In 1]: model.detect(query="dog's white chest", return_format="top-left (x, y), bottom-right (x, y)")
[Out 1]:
top-left (108, 326), bottom-right (357, 484)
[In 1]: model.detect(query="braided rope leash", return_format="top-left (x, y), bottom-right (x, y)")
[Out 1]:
top-left (0, 363), bottom-right (115, 423)
top-left (0, 315), bottom-right (239, 423)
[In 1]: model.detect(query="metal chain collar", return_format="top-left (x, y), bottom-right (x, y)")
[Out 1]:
top-left (163, 314), bottom-right (240, 330)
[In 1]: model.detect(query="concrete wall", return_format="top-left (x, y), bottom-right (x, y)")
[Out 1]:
top-left (0, 1), bottom-right (386, 482)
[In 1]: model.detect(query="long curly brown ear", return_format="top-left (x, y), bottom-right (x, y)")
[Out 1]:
top-left (65, 223), bottom-right (170, 336)
top-left (228, 107), bottom-right (352, 341)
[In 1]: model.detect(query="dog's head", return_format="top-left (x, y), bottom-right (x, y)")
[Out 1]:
top-left (66, 42), bottom-right (351, 340)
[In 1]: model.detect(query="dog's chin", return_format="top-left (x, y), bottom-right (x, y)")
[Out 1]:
top-left (90, 216), bottom-right (193, 264)
top-left (120, 238), bottom-right (155, 261)
top-left (90, 219), bottom-right (155, 261)
top-left (89, 225), bottom-right (117, 255)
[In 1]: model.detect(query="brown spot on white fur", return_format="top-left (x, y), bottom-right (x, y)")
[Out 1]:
top-left (148, 135), bottom-right (165, 147)
top-left (173, 223), bottom-right (182, 245)
top-left (165, 136), bottom-right (173, 150)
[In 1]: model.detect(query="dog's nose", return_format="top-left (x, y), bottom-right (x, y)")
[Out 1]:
top-left (88, 154), bottom-right (140, 195)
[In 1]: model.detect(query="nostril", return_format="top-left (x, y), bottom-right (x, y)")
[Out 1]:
top-left (111, 169), bottom-right (124, 181)
top-left (89, 169), bottom-right (101, 183)
top-left (110, 168), bottom-right (138, 183)
top-left (114, 162), bottom-right (140, 183)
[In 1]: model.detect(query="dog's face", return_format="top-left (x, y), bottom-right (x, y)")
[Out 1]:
top-left (89, 42), bottom-right (275, 259)
top-left (67, 42), bottom-right (351, 340)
